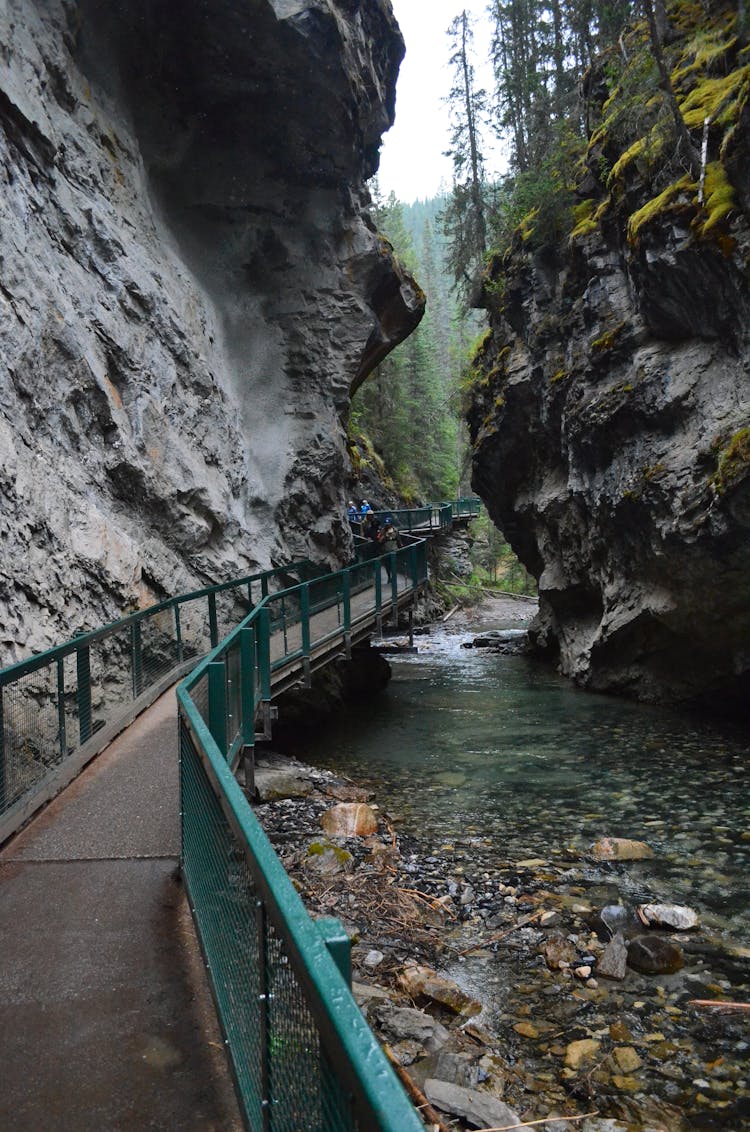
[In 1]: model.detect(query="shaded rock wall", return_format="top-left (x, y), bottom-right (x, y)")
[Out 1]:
top-left (469, 101), bottom-right (750, 713)
top-left (0, 0), bottom-right (422, 660)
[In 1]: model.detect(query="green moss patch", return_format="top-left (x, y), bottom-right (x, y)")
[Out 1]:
top-left (712, 427), bottom-right (750, 492)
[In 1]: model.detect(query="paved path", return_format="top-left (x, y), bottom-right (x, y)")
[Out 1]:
top-left (0, 690), bottom-right (242, 1132)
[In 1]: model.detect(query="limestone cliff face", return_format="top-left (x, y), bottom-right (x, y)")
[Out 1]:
top-left (469, 21), bottom-right (750, 714)
top-left (0, 0), bottom-right (422, 659)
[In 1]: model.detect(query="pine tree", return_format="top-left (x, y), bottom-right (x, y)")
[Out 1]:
top-left (442, 10), bottom-right (490, 300)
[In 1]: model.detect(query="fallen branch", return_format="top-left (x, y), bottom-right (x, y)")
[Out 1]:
top-left (455, 909), bottom-right (545, 956)
top-left (383, 1045), bottom-right (452, 1132)
top-left (442, 603), bottom-right (460, 622)
top-left (476, 1113), bottom-right (599, 1131)
top-left (689, 999), bottom-right (750, 1012)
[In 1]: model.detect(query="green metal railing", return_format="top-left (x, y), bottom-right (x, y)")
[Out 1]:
top-left (0, 499), bottom-right (480, 1129)
top-left (177, 540), bottom-right (430, 1130)
top-left (0, 562), bottom-right (311, 841)
top-left (353, 496), bottom-right (480, 534)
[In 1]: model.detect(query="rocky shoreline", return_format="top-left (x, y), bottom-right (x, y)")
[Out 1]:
top-left (253, 739), bottom-right (749, 1132)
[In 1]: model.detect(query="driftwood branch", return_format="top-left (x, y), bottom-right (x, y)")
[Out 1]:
top-left (476, 1114), bottom-right (598, 1131)
top-left (383, 1045), bottom-right (452, 1132)
top-left (689, 999), bottom-right (750, 1012)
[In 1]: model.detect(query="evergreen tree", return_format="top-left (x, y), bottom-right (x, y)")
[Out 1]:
top-left (441, 11), bottom-right (490, 299)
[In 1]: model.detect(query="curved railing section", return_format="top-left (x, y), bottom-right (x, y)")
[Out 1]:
top-left (176, 540), bottom-right (431, 1131)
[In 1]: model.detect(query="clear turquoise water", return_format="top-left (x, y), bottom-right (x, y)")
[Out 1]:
top-left (300, 624), bottom-right (750, 1128)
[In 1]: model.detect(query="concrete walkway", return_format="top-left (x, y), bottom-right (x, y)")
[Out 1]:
top-left (0, 689), bottom-right (242, 1131)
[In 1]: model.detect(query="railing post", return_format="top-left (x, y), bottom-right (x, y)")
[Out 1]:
top-left (76, 644), bottom-right (92, 745)
top-left (56, 657), bottom-right (67, 760)
top-left (175, 603), bottom-right (184, 665)
top-left (239, 627), bottom-right (256, 794)
top-left (257, 607), bottom-right (271, 704)
top-left (131, 620), bottom-right (143, 699)
top-left (390, 558), bottom-right (398, 605)
top-left (342, 570), bottom-right (351, 633)
top-left (317, 918), bottom-right (352, 987)
top-left (0, 686), bottom-right (5, 812)
top-left (207, 660), bottom-right (228, 757)
top-left (410, 545), bottom-right (418, 590)
top-left (300, 584), bottom-right (311, 658)
top-left (208, 592), bottom-right (219, 649)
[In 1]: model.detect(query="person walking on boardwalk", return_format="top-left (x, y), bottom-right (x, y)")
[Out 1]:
top-left (381, 518), bottom-right (400, 582)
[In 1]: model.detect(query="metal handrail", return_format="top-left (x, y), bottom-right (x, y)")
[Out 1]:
top-left (177, 539), bottom-right (429, 1129)
top-left (0, 500), bottom-right (475, 1129)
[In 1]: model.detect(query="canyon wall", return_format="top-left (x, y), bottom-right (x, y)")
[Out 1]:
top-left (0, 0), bottom-right (422, 660)
top-left (469, 14), bottom-right (750, 713)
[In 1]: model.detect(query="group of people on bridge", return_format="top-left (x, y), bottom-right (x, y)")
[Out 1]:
top-left (347, 499), bottom-right (401, 580)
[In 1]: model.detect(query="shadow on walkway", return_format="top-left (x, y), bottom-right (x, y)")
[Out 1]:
top-left (0, 689), bottom-right (241, 1131)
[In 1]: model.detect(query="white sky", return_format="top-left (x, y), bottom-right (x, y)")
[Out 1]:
top-left (378, 0), bottom-right (502, 203)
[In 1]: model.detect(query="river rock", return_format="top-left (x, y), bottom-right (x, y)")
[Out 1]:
top-left (613, 1046), bottom-right (642, 1073)
top-left (254, 766), bottom-right (314, 802)
top-left (320, 803), bottom-right (378, 837)
top-left (397, 964), bottom-right (482, 1017)
top-left (565, 1038), bottom-right (601, 1070)
top-left (590, 837), bottom-right (654, 861)
top-left (373, 1006), bottom-right (450, 1054)
top-left (543, 933), bottom-right (579, 970)
top-left (597, 933), bottom-right (628, 980)
top-left (410, 1049), bottom-right (482, 1090)
top-left (424, 1079), bottom-right (521, 1130)
top-left (627, 935), bottom-right (684, 974)
top-left (637, 903), bottom-right (699, 930)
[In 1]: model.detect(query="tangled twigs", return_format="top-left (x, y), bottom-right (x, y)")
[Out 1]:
top-left (454, 909), bottom-right (545, 956)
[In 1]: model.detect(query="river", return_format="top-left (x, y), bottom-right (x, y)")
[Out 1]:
top-left (300, 598), bottom-right (750, 1130)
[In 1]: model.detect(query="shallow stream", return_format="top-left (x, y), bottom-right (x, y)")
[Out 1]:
top-left (301, 603), bottom-right (750, 1130)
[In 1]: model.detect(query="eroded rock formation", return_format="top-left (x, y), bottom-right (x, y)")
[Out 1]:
top-left (468, 13), bottom-right (750, 714)
top-left (0, 0), bottom-right (422, 658)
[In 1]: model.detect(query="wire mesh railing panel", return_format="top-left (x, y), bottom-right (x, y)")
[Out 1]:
top-left (215, 586), bottom-right (252, 645)
top-left (189, 671), bottom-right (210, 730)
top-left (180, 724), bottom-right (265, 1128)
top-left (140, 608), bottom-right (180, 693)
top-left (266, 921), bottom-right (355, 1132)
top-left (89, 626), bottom-right (132, 731)
top-left (0, 664), bottom-right (61, 816)
top-left (179, 597), bottom-right (212, 662)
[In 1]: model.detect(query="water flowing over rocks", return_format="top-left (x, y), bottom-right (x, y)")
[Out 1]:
top-left (252, 740), bottom-right (750, 1131)
top-left (0, 0), bottom-right (423, 655)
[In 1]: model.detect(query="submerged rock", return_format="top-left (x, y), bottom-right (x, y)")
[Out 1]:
top-left (397, 963), bottom-right (482, 1017)
top-left (590, 837), bottom-right (654, 861)
top-left (597, 933), bottom-right (628, 980)
top-left (627, 935), bottom-right (684, 975)
top-left (564, 1038), bottom-right (601, 1070)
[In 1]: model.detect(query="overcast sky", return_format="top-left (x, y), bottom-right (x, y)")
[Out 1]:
top-left (377, 0), bottom-right (503, 203)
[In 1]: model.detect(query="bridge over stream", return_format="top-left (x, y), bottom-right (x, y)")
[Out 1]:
top-left (0, 499), bottom-right (480, 1132)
